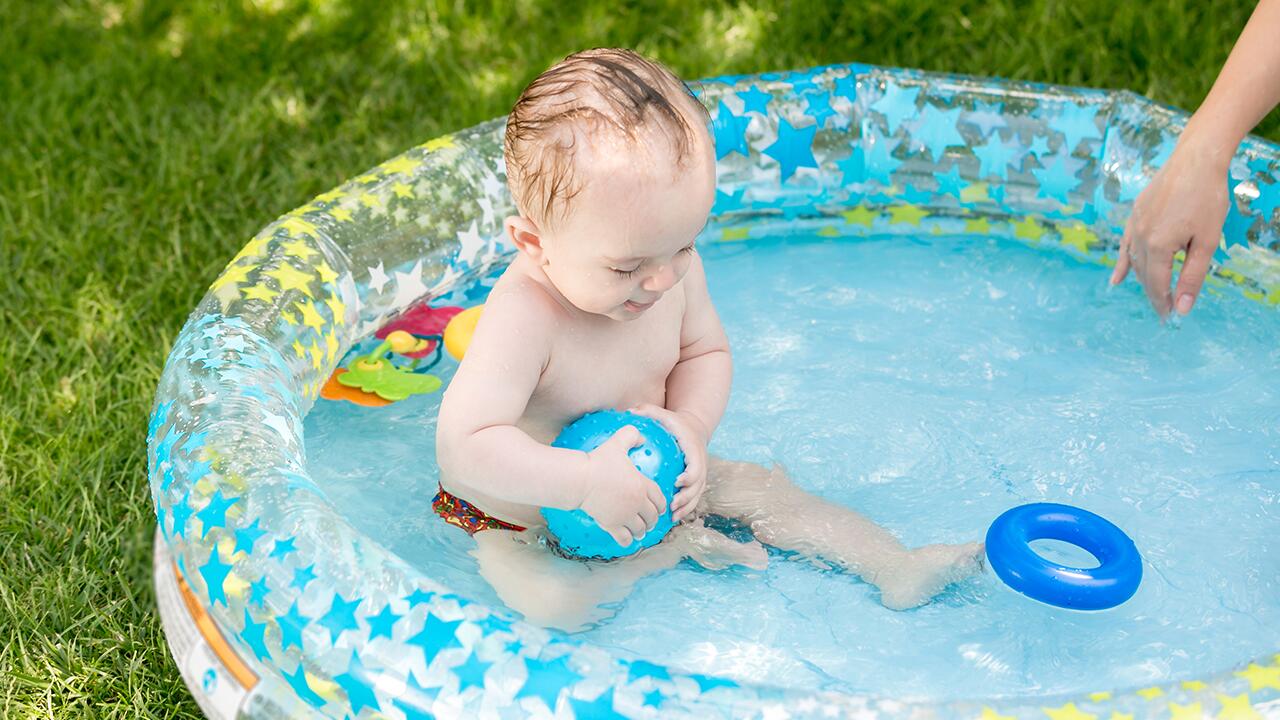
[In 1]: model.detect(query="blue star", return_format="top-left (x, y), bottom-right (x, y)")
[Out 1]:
top-left (155, 429), bottom-right (181, 467)
top-left (963, 103), bottom-right (1006, 139)
top-left (240, 385), bottom-right (268, 402)
top-left (318, 594), bottom-right (363, 643)
top-left (1251, 181), bottom-right (1280, 221)
top-left (642, 689), bottom-right (664, 708)
top-left (452, 652), bottom-right (491, 693)
top-left (270, 537), bottom-right (297, 560)
top-left (627, 659), bottom-right (670, 682)
top-left (836, 146), bottom-right (864, 186)
top-left (199, 355), bottom-right (226, 371)
top-left (516, 655), bottom-right (581, 710)
top-left (196, 490), bottom-right (238, 538)
top-left (737, 85), bottom-right (772, 115)
top-left (1248, 155), bottom-right (1275, 176)
top-left (277, 601), bottom-right (309, 652)
top-left (763, 118), bottom-right (818, 182)
top-left (391, 670), bottom-right (440, 720)
top-left (1054, 101), bottom-right (1102, 153)
top-left (248, 575), bottom-right (271, 605)
top-left (156, 505), bottom-right (167, 533)
top-left (187, 345), bottom-right (212, 364)
top-left (198, 547), bottom-right (233, 606)
top-left (185, 456), bottom-right (213, 484)
top-left (504, 639), bottom-right (522, 655)
top-left (184, 430), bottom-right (208, 452)
top-left (914, 104), bottom-right (965, 161)
top-left (1032, 152), bottom-right (1084, 204)
top-left (1027, 134), bottom-right (1053, 161)
top-left (283, 663), bottom-right (327, 708)
top-left (169, 491), bottom-right (193, 538)
top-left (221, 334), bottom-right (249, 353)
top-left (405, 588), bottom-right (435, 607)
top-left (711, 101), bottom-right (751, 160)
top-left (240, 609), bottom-right (273, 662)
top-left (568, 687), bottom-right (626, 719)
top-left (805, 92), bottom-right (836, 128)
top-left (366, 603), bottom-right (401, 640)
top-left (899, 184), bottom-right (932, 205)
top-left (148, 401), bottom-right (172, 439)
top-left (690, 673), bottom-right (739, 692)
top-left (832, 72), bottom-right (858, 101)
top-left (972, 136), bottom-right (1021, 180)
top-left (333, 651), bottom-right (382, 715)
top-left (160, 465), bottom-right (176, 493)
top-left (863, 128), bottom-right (902, 185)
top-left (407, 615), bottom-right (462, 665)
top-left (291, 564), bottom-right (318, 591)
top-left (233, 518), bottom-right (267, 555)
top-left (934, 166), bottom-right (965, 199)
top-left (713, 186), bottom-right (748, 213)
top-left (869, 82), bottom-right (921, 132)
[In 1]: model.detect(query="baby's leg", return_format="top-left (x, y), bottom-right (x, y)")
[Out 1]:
top-left (701, 457), bottom-right (983, 610)
top-left (471, 521), bottom-right (766, 632)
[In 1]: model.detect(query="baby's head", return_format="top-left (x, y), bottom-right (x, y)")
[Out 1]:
top-left (503, 48), bottom-right (716, 321)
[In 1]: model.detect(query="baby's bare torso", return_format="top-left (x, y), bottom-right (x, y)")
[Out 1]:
top-left (440, 257), bottom-right (686, 526)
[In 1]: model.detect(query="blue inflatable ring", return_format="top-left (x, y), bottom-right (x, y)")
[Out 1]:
top-left (985, 503), bottom-right (1142, 610)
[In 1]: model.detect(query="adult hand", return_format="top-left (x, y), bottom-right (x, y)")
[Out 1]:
top-left (1111, 139), bottom-right (1229, 317)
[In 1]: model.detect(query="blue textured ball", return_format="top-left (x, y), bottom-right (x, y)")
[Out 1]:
top-left (541, 410), bottom-right (685, 560)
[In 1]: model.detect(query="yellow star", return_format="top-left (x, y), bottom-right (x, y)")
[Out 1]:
top-left (1167, 702), bottom-right (1202, 720)
top-left (266, 263), bottom-right (314, 297)
top-left (965, 217), bottom-right (993, 234)
top-left (1215, 692), bottom-right (1260, 719)
top-left (296, 301), bottom-right (326, 332)
top-left (841, 206), bottom-right (878, 226)
top-left (324, 294), bottom-right (346, 325)
top-left (422, 135), bottom-right (455, 151)
top-left (324, 332), bottom-right (339, 363)
top-left (1013, 216), bottom-right (1045, 240)
top-left (1272, 653), bottom-right (1280, 666)
top-left (291, 339), bottom-right (306, 358)
top-left (359, 193), bottom-right (381, 209)
top-left (392, 181), bottom-right (415, 199)
top-left (355, 172), bottom-right (380, 184)
top-left (279, 216), bottom-right (317, 238)
top-left (977, 707), bottom-right (1015, 720)
top-left (720, 227), bottom-right (749, 242)
top-left (1136, 687), bottom-right (1164, 700)
top-left (1235, 663), bottom-right (1280, 691)
top-left (242, 283), bottom-right (278, 303)
top-left (212, 262), bottom-right (254, 290)
top-left (315, 262), bottom-right (338, 285)
top-left (1107, 713), bottom-right (1133, 720)
top-left (281, 309), bottom-right (300, 325)
top-left (1059, 223), bottom-right (1097, 254)
top-left (230, 235), bottom-right (272, 264)
top-left (280, 238), bottom-right (318, 260)
top-left (1181, 681), bottom-right (1207, 692)
top-left (960, 182), bottom-right (990, 204)
top-left (330, 207), bottom-right (353, 222)
top-left (817, 225), bottom-right (839, 237)
top-left (381, 156), bottom-right (421, 176)
top-left (887, 204), bottom-right (928, 226)
top-left (1042, 702), bottom-right (1097, 720)
top-left (314, 188), bottom-right (345, 203)
top-left (308, 340), bottom-right (324, 370)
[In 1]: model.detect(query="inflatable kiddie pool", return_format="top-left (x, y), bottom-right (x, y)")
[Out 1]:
top-left (150, 62), bottom-right (1280, 719)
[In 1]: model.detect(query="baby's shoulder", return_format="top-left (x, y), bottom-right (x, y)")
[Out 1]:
top-left (480, 268), bottom-right (566, 332)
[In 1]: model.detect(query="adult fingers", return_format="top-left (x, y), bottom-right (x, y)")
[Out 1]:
top-left (1140, 245), bottom-right (1175, 318)
top-left (1111, 224), bottom-right (1133, 286)
top-left (1172, 233), bottom-right (1216, 315)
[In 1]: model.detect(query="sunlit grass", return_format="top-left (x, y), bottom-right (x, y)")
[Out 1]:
top-left (1, 0), bottom-right (1275, 716)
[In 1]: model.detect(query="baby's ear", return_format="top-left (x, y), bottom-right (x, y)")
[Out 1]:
top-left (505, 215), bottom-right (546, 264)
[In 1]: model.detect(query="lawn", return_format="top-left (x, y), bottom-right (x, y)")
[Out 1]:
top-left (1, 0), bottom-right (1276, 716)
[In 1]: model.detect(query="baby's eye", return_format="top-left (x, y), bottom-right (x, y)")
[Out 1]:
top-left (611, 266), bottom-right (640, 278)
top-left (679, 243), bottom-right (697, 255)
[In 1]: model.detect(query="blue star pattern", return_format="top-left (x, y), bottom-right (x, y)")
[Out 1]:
top-left (365, 603), bottom-right (401, 640)
top-left (914, 104), bottom-right (965, 160)
top-left (407, 615), bottom-right (462, 665)
top-left (712, 101), bottom-right (751, 160)
top-left (736, 85), bottom-right (771, 115)
top-left (870, 81), bottom-right (922, 132)
top-left (516, 655), bottom-right (582, 710)
top-left (763, 118), bottom-right (819, 182)
top-left (318, 594), bottom-right (363, 643)
top-left (196, 490), bottom-right (238, 538)
top-left (198, 547), bottom-right (233, 606)
top-left (569, 687), bottom-right (627, 720)
top-left (452, 652), bottom-right (491, 693)
top-left (333, 651), bottom-right (382, 715)
top-left (1033, 152), bottom-right (1085, 204)
top-left (391, 670), bottom-right (440, 720)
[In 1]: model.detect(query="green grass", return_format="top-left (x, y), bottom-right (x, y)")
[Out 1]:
top-left (1, 0), bottom-right (1276, 716)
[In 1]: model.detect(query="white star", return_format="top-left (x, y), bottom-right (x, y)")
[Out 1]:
top-left (392, 260), bottom-right (429, 308)
top-left (368, 262), bottom-right (390, 293)
top-left (429, 264), bottom-right (464, 294)
top-left (456, 220), bottom-right (488, 265)
top-left (477, 196), bottom-right (495, 229)
top-left (262, 412), bottom-right (293, 441)
top-left (480, 171), bottom-right (505, 200)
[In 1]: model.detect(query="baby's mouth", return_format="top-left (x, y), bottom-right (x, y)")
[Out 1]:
top-left (624, 298), bottom-right (656, 312)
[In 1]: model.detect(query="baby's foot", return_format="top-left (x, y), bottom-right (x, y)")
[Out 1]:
top-left (669, 520), bottom-right (769, 571)
top-left (877, 541), bottom-right (985, 610)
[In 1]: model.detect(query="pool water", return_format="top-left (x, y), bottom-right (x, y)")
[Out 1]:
top-left (304, 232), bottom-right (1280, 701)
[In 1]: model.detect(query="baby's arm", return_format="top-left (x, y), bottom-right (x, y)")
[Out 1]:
top-left (435, 284), bottom-right (666, 542)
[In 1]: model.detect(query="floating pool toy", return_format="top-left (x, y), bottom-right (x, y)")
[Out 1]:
top-left (542, 410), bottom-right (684, 560)
top-left (443, 304), bottom-right (482, 360)
top-left (986, 503), bottom-right (1142, 611)
top-left (150, 61), bottom-right (1280, 719)
top-left (375, 303), bottom-right (463, 358)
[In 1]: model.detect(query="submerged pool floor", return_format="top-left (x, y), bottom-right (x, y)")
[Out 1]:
top-left (304, 233), bottom-right (1280, 701)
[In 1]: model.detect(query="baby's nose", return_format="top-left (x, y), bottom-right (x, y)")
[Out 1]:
top-left (643, 264), bottom-right (679, 292)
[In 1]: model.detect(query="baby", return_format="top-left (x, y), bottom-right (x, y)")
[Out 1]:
top-left (435, 48), bottom-right (983, 631)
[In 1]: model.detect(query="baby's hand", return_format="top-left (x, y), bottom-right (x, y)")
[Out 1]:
top-left (629, 404), bottom-right (708, 522)
top-left (579, 425), bottom-right (668, 547)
